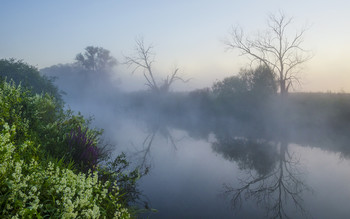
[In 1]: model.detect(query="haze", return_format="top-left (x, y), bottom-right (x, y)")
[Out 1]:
top-left (2, 2), bottom-right (350, 218)
top-left (1, 0), bottom-right (349, 92)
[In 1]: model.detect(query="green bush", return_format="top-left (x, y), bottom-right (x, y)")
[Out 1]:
top-left (0, 58), bottom-right (63, 104)
top-left (0, 81), bottom-right (132, 218)
top-left (0, 124), bottom-right (130, 218)
top-left (0, 80), bottom-right (101, 170)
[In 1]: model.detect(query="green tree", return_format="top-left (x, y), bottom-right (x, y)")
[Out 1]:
top-left (212, 66), bottom-right (276, 117)
top-left (75, 46), bottom-right (117, 72)
top-left (0, 58), bottom-right (63, 103)
top-left (212, 75), bottom-right (248, 99)
top-left (240, 65), bottom-right (277, 97)
top-left (212, 65), bottom-right (276, 99)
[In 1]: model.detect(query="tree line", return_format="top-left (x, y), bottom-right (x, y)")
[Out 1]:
top-left (35, 12), bottom-right (311, 100)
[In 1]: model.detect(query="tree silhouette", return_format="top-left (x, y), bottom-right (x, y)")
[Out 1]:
top-left (76, 46), bottom-right (117, 72)
top-left (225, 12), bottom-right (312, 95)
top-left (124, 37), bottom-right (190, 92)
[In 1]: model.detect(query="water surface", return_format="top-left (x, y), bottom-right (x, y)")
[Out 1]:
top-left (71, 102), bottom-right (350, 218)
top-left (104, 113), bottom-right (350, 219)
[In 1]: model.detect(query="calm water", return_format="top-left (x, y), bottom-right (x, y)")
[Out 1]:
top-left (74, 102), bottom-right (350, 218)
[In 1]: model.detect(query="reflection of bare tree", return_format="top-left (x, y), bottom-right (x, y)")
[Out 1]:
top-left (217, 139), bottom-right (309, 218)
top-left (132, 121), bottom-right (182, 171)
top-left (135, 132), bottom-right (156, 170)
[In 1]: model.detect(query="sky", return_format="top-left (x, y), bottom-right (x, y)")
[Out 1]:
top-left (0, 0), bottom-right (349, 92)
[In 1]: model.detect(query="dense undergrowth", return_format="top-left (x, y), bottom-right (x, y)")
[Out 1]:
top-left (0, 80), bottom-right (136, 218)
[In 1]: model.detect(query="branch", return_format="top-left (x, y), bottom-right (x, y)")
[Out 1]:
top-left (225, 12), bottom-right (312, 94)
top-left (124, 37), bottom-right (159, 91)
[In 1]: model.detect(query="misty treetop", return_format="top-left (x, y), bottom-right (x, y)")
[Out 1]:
top-left (41, 46), bottom-right (120, 102)
top-left (76, 46), bottom-right (117, 72)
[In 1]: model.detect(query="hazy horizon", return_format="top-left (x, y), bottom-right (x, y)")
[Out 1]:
top-left (1, 1), bottom-right (349, 92)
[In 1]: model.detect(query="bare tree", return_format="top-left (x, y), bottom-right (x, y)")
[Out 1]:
top-left (225, 12), bottom-right (312, 95)
top-left (124, 37), bottom-right (190, 92)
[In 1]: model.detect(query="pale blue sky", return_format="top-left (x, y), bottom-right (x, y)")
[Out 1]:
top-left (1, 1), bottom-right (349, 91)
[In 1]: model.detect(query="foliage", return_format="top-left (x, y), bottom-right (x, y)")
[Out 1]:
top-left (99, 153), bottom-right (144, 206)
top-left (211, 66), bottom-right (276, 118)
top-left (212, 75), bottom-right (249, 99)
top-left (0, 123), bottom-right (130, 218)
top-left (0, 79), bottom-right (93, 164)
top-left (212, 65), bottom-right (276, 99)
top-left (67, 126), bottom-right (102, 173)
top-left (76, 46), bottom-right (117, 72)
top-left (0, 58), bottom-right (63, 103)
top-left (239, 65), bottom-right (277, 97)
top-left (41, 47), bottom-right (120, 103)
top-left (0, 80), bottom-right (138, 218)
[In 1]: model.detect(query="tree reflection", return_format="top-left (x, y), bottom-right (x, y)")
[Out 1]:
top-left (132, 118), bottom-right (181, 171)
top-left (214, 136), bottom-right (310, 218)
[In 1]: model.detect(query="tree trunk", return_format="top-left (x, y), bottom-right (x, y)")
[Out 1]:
top-left (280, 79), bottom-right (288, 96)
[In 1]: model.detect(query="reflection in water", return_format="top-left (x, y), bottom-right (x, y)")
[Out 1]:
top-left (134, 132), bottom-right (155, 171)
top-left (132, 118), bottom-right (183, 172)
top-left (117, 110), bottom-right (350, 218)
top-left (213, 136), bottom-right (310, 218)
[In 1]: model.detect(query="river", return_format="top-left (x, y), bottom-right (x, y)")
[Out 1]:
top-left (70, 100), bottom-right (350, 219)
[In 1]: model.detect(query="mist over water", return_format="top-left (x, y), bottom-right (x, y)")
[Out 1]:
top-left (2, 1), bottom-right (350, 218)
top-left (39, 61), bottom-right (350, 218)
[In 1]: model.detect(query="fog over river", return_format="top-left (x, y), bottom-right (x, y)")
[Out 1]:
top-left (66, 96), bottom-right (350, 219)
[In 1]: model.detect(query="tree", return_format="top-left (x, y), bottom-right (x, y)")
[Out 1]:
top-left (225, 12), bottom-right (312, 95)
top-left (212, 75), bottom-right (248, 99)
top-left (75, 46), bottom-right (117, 72)
top-left (212, 65), bottom-right (276, 99)
top-left (41, 47), bottom-right (120, 104)
top-left (124, 37), bottom-right (189, 93)
top-left (240, 65), bottom-right (277, 96)
top-left (0, 58), bottom-right (63, 103)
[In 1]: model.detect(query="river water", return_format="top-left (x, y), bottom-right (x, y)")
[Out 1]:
top-left (72, 101), bottom-right (350, 219)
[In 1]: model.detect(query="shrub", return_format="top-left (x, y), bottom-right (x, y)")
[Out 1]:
top-left (0, 123), bottom-right (130, 218)
top-left (0, 58), bottom-right (63, 103)
top-left (67, 126), bottom-right (101, 173)
top-left (0, 80), bottom-right (133, 218)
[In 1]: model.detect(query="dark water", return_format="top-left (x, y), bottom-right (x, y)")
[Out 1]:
top-left (71, 102), bottom-right (350, 219)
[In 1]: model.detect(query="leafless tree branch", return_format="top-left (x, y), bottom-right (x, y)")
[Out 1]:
top-left (225, 12), bottom-right (312, 95)
top-left (124, 37), bottom-right (190, 93)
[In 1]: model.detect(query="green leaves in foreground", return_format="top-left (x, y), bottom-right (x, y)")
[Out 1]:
top-left (0, 81), bottom-right (131, 218)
